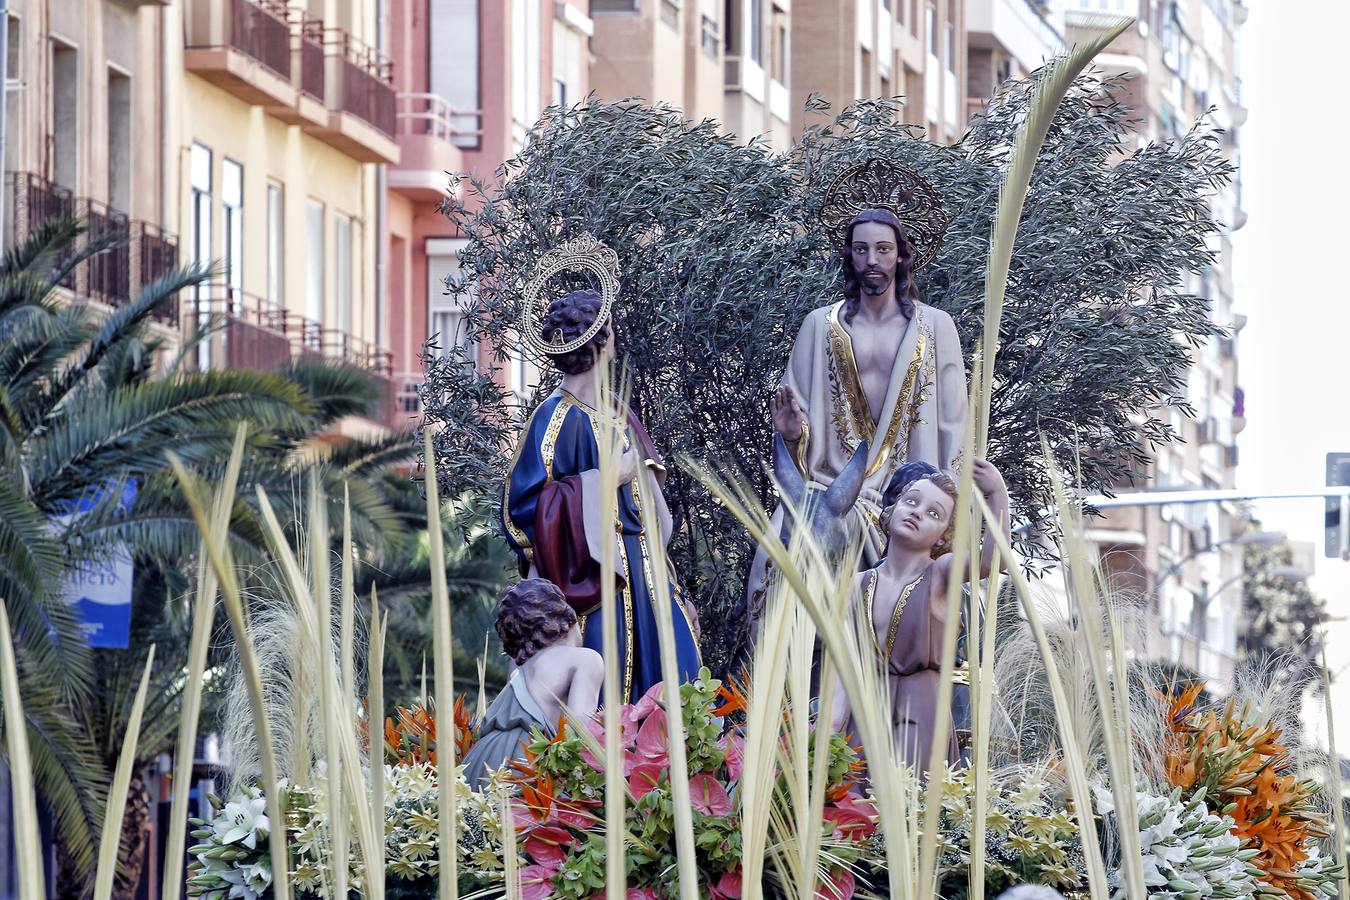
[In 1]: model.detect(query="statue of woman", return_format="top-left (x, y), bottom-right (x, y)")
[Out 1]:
top-left (501, 235), bottom-right (701, 704)
top-left (462, 578), bottom-right (603, 789)
top-left (830, 458), bottom-right (1009, 772)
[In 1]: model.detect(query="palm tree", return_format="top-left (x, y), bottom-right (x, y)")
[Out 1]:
top-left (0, 219), bottom-right (418, 890)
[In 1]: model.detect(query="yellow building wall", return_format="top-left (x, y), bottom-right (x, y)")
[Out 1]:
top-left (170, 71), bottom-right (379, 348)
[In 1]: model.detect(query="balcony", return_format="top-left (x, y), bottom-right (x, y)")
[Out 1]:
top-left (185, 0), bottom-right (297, 109)
top-left (389, 93), bottom-right (481, 199)
top-left (188, 287), bottom-right (401, 428)
top-left (4, 173), bottom-right (181, 324)
top-left (301, 30), bottom-right (399, 164)
top-left (268, 17), bottom-right (329, 128)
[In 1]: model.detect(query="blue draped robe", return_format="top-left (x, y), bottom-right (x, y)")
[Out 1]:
top-left (502, 389), bottom-right (701, 704)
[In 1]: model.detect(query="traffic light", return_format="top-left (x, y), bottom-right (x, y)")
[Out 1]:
top-left (1325, 452), bottom-right (1350, 559)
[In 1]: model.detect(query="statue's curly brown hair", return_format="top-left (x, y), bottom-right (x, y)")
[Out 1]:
top-left (495, 578), bottom-right (579, 664)
top-left (539, 288), bottom-right (611, 375)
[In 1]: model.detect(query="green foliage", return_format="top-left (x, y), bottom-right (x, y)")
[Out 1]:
top-left (1239, 540), bottom-right (1328, 694)
top-left (424, 73), bottom-right (1231, 673)
top-left (0, 220), bottom-right (421, 881)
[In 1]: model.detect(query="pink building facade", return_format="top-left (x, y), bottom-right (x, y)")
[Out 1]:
top-left (386, 0), bottom-right (593, 411)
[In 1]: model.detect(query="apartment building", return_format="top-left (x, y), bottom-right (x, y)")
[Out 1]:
top-left (169, 0), bottom-right (397, 433)
top-left (964, 0), bottom-right (1249, 691)
top-left (384, 0), bottom-right (593, 415)
top-left (2, 0), bottom-right (182, 340)
top-left (790, 0), bottom-right (968, 144)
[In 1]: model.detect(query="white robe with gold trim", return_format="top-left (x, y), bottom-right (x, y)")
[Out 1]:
top-left (745, 299), bottom-right (968, 628)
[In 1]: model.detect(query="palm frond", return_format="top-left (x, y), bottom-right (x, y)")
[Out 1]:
top-left (41, 262), bottom-right (214, 420)
top-left (280, 357), bottom-right (383, 423)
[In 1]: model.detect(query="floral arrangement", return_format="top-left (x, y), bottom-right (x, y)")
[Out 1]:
top-left (507, 667), bottom-right (874, 900)
top-left (1161, 685), bottom-right (1343, 900)
top-left (186, 787), bottom-right (274, 900)
top-left (381, 694), bottom-right (476, 766)
top-left (379, 761), bottom-right (505, 898)
top-left (875, 769), bottom-right (1085, 900)
top-left (1095, 784), bottom-right (1259, 900)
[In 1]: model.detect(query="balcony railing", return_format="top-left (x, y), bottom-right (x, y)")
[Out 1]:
top-left (4, 172), bottom-right (181, 324)
top-left (297, 18), bottom-right (326, 101)
top-left (225, 0), bottom-right (291, 79)
top-left (189, 286), bottom-right (399, 424)
top-left (329, 30), bottom-right (395, 137)
top-left (396, 92), bottom-right (482, 146)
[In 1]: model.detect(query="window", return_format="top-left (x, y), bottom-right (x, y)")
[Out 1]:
top-left (724, 0), bottom-right (738, 53)
top-left (51, 40), bottom-right (77, 189)
top-left (925, 3), bottom-right (937, 56)
top-left (428, 241), bottom-right (478, 372)
top-left (749, 0), bottom-right (763, 64)
top-left (190, 143), bottom-right (213, 370)
top-left (107, 69), bottom-right (131, 213)
top-left (305, 200), bottom-right (325, 347)
top-left (770, 10), bottom-right (787, 82)
top-left (266, 183), bottom-right (284, 312)
top-left (553, 78), bottom-right (567, 107)
top-left (5, 15), bottom-right (21, 173)
top-left (702, 15), bottom-right (720, 58)
top-left (660, 0), bottom-right (680, 29)
top-left (223, 160), bottom-right (243, 315)
top-left (592, 0), bottom-right (640, 10)
top-left (335, 214), bottom-right (353, 336)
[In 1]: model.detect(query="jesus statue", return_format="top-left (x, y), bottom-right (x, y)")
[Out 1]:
top-left (745, 158), bottom-right (970, 639)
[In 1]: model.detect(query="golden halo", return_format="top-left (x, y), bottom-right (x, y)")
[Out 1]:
top-left (819, 157), bottom-right (950, 271)
top-left (520, 233), bottom-right (621, 358)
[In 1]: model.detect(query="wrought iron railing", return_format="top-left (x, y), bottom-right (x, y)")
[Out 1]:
top-left (328, 30), bottom-right (395, 137)
top-left (297, 18), bottom-right (326, 101)
top-left (4, 172), bottom-right (181, 324)
top-left (227, 0), bottom-right (291, 79)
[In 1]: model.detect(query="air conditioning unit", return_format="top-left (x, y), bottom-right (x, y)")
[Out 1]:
top-left (724, 56), bottom-right (743, 91)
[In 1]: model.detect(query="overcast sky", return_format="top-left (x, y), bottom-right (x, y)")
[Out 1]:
top-left (1230, 1), bottom-right (1350, 739)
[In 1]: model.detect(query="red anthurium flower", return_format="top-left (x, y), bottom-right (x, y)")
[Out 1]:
top-left (522, 825), bottom-right (575, 868)
top-left (710, 871), bottom-right (743, 900)
top-left (629, 762), bottom-right (667, 800)
top-left (719, 732), bottom-right (745, 782)
top-left (551, 796), bottom-right (602, 830)
top-left (816, 868), bottom-right (856, 900)
top-left (822, 793), bottom-right (877, 840)
top-left (519, 864), bottom-right (560, 900)
top-left (688, 772), bottom-right (734, 817)
top-left (635, 708), bottom-right (671, 763)
top-left (626, 890), bottom-right (660, 900)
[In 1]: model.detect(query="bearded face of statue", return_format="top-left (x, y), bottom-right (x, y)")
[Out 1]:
top-left (849, 220), bottom-right (900, 298)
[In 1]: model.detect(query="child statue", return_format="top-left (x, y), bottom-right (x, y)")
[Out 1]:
top-left (830, 458), bottom-right (1009, 772)
top-left (462, 578), bottom-right (604, 789)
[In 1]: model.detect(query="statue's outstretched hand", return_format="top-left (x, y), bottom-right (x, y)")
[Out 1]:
top-left (771, 385), bottom-right (806, 442)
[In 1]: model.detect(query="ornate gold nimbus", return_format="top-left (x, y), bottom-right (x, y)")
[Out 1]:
top-left (521, 233), bottom-right (621, 357)
top-left (819, 157), bottom-right (950, 270)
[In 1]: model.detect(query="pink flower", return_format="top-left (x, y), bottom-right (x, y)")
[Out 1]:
top-left (816, 868), bottom-right (856, 900)
top-left (519, 864), bottom-right (559, 900)
top-left (521, 825), bottom-right (575, 868)
top-left (629, 761), bottom-right (667, 800)
top-left (710, 870), bottom-right (743, 900)
top-left (822, 793), bottom-right (877, 840)
top-left (688, 772), bottom-right (734, 817)
top-left (622, 682), bottom-right (667, 733)
top-left (634, 708), bottom-right (671, 763)
top-left (627, 890), bottom-right (660, 900)
top-left (719, 732), bottom-right (745, 782)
